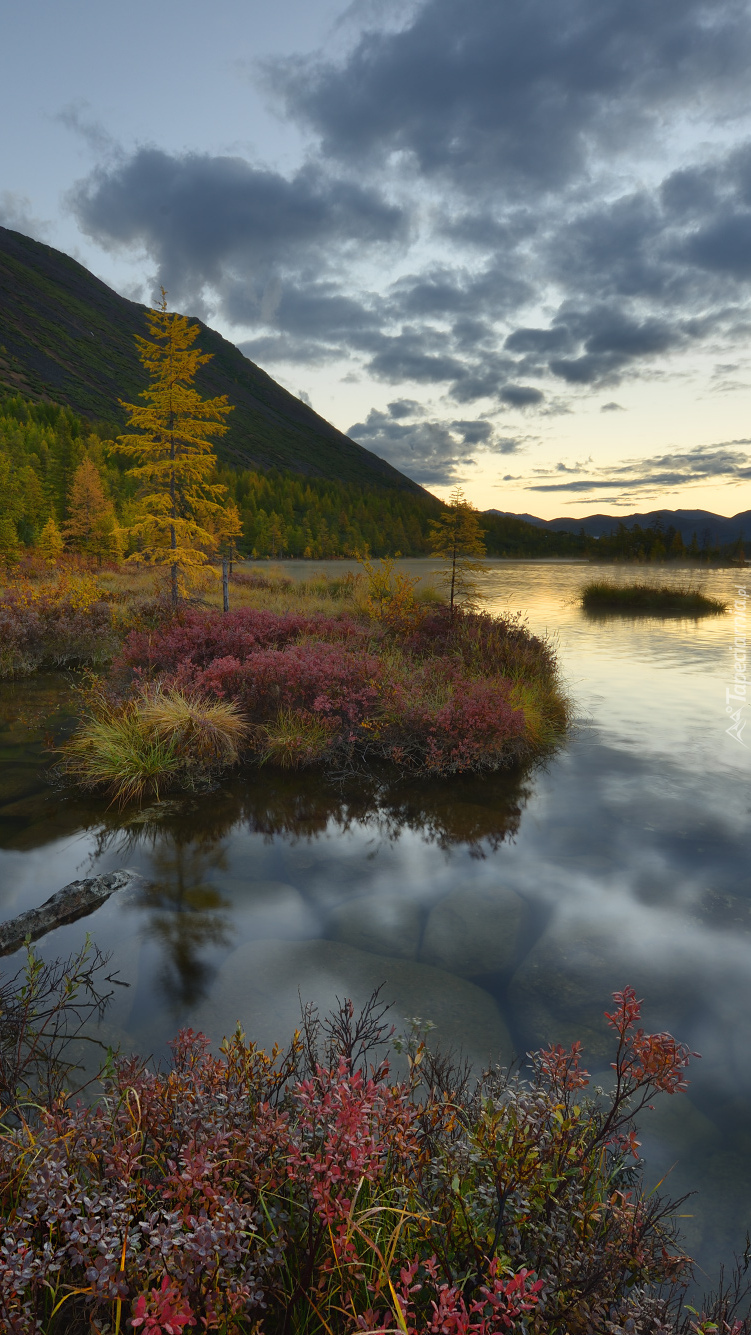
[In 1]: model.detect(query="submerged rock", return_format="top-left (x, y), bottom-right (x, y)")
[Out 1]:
top-left (211, 877), bottom-right (317, 940)
top-left (189, 938), bottom-right (513, 1070)
top-left (508, 916), bottom-right (696, 1063)
top-left (420, 884), bottom-right (524, 977)
top-left (329, 895), bottom-right (422, 959)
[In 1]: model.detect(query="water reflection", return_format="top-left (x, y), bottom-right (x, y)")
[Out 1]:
top-left (0, 562), bottom-right (748, 1282)
top-left (128, 835), bottom-right (231, 1009)
top-left (93, 765), bottom-right (533, 856)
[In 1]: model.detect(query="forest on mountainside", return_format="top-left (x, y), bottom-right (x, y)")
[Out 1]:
top-left (1, 392), bottom-right (740, 563)
top-left (0, 392), bottom-right (582, 561)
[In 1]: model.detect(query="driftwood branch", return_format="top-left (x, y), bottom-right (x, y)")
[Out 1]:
top-left (0, 871), bottom-right (141, 957)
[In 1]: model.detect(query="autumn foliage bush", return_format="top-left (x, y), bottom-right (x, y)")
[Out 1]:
top-left (99, 603), bottom-right (565, 788)
top-left (0, 574), bottom-right (119, 676)
top-left (0, 979), bottom-right (721, 1335)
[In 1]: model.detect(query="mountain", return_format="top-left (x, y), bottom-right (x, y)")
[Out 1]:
top-left (0, 226), bottom-right (422, 493)
top-left (489, 508), bottom-right (751, 543)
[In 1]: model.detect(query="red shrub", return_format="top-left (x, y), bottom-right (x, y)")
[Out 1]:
top-left (0, 989), bottom-right (699, 1335)
top-left (107, 606), bottom-right (558, 777)
top-left (115, 607), bottom-right (372, 678)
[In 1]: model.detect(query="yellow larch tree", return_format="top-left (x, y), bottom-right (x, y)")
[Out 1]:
top-left (116, 292), bottom-right (234, 608)
top-left (428, 486), bottom-right (490, 615)
top-left (38, 516), bottom-right (65, 566)
top-left (63, 457), bottom-right (121, 565)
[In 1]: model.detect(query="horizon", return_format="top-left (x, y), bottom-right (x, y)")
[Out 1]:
top-left (3, 0), bottom-right (751, 519)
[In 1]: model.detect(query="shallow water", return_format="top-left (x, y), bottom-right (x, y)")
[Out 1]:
top-left (0, 559), bottom-right (748, 1281)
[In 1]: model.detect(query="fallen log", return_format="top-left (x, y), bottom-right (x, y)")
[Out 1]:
top-left (0, 871), bottom-right (140, 957)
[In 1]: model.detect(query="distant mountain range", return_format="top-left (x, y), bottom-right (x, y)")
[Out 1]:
top-left (0, 226), bottom-right (422, 493)
top-left (489, 509), bottom-right (751, 544)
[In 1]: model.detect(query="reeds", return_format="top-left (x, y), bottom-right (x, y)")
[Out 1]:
top-left (580, 578), bottom-right (728, 614)
top-left (61, 686), bottom-right (248, 805)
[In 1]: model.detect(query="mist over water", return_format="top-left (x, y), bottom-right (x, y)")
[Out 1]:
top-left (1, 560), bottom-right (747, 1280)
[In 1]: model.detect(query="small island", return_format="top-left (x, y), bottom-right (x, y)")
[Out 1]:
top-left (579, 578), bottom-right (728, 615)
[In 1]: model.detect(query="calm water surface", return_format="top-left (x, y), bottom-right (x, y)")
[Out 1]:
top-left (0, 560), bottom-right (748, 1281)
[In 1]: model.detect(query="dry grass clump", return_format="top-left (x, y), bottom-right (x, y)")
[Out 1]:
top-left (258, 707), bottom-right (338, 768)
top-left (61, 686), bottom-right (248, 805)
top-left (580, 579), bottom-right (727, 615)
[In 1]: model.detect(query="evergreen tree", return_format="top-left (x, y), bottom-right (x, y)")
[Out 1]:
top-left (115, 293), bottom-right (234, 608)
top-left (63, 457), bottom-right (119, 565)
top-left (38, 516), bottom-right (64, 565)
top-left (668, 530), bottom-right (685, 560)
top-left (428, 487), bottom-right (489, 614)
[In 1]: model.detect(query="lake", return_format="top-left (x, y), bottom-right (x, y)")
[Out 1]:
top-left (0, 558), bottom-right (748, 1283)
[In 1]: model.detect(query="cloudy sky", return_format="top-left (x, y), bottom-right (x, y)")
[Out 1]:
top-left (4, 0), bottom-right (751, 517)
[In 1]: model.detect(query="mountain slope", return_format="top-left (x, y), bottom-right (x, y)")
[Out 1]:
top-left (0, 226), bottom-right (421, 493)
top-left (490, 508), bottom-right (751, 543)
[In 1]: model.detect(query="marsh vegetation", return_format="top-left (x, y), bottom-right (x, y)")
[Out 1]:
top-left (579, 578), bottom-right (728, 615)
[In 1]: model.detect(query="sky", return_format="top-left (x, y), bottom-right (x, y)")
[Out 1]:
top-left (3, 0), bottom-right (751, 518)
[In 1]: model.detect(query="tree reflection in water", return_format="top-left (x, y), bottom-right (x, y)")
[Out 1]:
top-left (95, 817), bottom-right (231, 1011)
top-left (97, 762), bottom-right (533, 859)
top-left (88, 763), bottom-right (534, 1011)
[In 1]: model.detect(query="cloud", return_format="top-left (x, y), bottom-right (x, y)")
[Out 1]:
top-left (499, 384), bottom-right (544, 407)
top-left (268, 0), bottom-right (751, 195)
top-left (62, 0), bottom-right (751, 497)
top-left (524, 442), bottom-right (751, 495)
top-left (56, 101), bottom-right (117, 157)
top-left (348, 403), bottom-right (513, 483)
top-left (0, 191), bottom-right (49, 239)
top-left (68, 147), bottom-right (406, 316)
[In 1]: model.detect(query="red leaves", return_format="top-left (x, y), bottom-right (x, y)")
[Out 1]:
top-left (535, 1039), bottom-right (591, 1093)
top-left (0, 990), bottom-right (697, 1335)
top-left (115, 606), bottom-right (533, 775)
top-left (286, 1058), bottom-right (419, 1232)
top-left (386, 1256), bottom-right (544, 1335)
top-left (130, 1277), bottom-right (195, 1333)
top-left (606, 986), bottom-right (697, 1096)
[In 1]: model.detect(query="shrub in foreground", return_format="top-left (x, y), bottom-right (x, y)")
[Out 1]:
top-left (1, 973), bottom-right (729, 1335)
top-left (580, 580), bottom-right (728, 615)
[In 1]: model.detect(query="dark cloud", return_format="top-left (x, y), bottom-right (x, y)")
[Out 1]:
top-left (63, 0), bottom-right (751, 475)
top-left (387, 398), bottom-right (424, 418)
top-left (526, 442), bottom-right (751, 494)
top-left (601, 401), bottom-right (624, 412)
top-left (499, 384), bottom-right (544, 407)
top-left (348, 403), bottom-right (513, 483)
top-left (69, 146), bottom-right (406, 314)
top-left (347, 407), bottom-right (470, 484)
top-left (269, 0), bottom-right (751, 194)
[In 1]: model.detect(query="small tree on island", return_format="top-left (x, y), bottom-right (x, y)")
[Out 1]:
top-left (428, 486), bottom-right (490, 615)
top-left (116, 292), bottom-right (234, 609)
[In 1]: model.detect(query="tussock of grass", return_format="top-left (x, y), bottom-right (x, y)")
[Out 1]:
top-left (61, 687), bottom-right (248, 805)
top-left (580, 578), bottom-right (727, 615)
top-left (259, 708), bottom-right (337, 768)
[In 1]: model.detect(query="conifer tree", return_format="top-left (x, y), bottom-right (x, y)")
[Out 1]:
top-left (63, 458), bottom-right (119, 565)
top-left (428, 487), bottom-right (489, 614)
top-left (38, 516), bottom-right (64, 565)
top-left (116, 292), bottom-right (234, 608)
